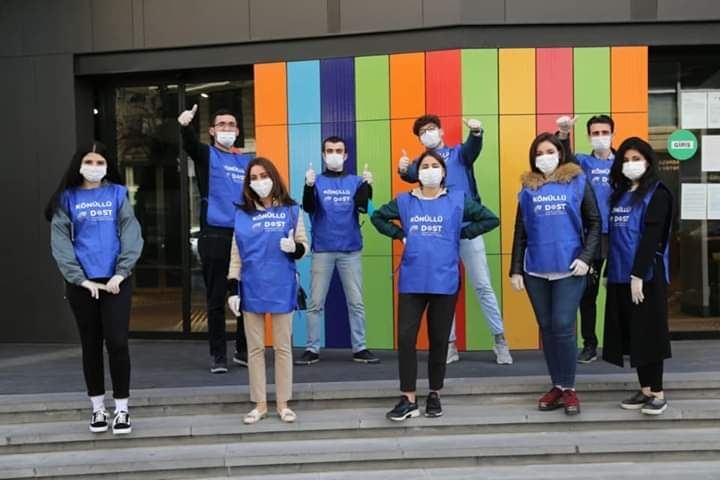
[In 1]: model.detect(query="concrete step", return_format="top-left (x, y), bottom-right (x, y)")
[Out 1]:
top-left (2, 427), bottom-right (720, 479)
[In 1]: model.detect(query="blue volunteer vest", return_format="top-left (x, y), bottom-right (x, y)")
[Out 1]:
top-left (578, 154), bottom-right (613, 234)
top-left (64, 184), bottom-right (127, 279)
top-left (310, 174), bottom-right (363, 252)
top-left (397, 191), bottom-right (465, 295)
top-left (206, 146), bottom-right (251, 228)
top-left (433, 145), bottom-right (472, 198)
top-left (519, 174), bottom-right (586, 274)
top-left (234, 204), bottom-right (300, 313)
top-left (607, 182), bottom-right (670, 284)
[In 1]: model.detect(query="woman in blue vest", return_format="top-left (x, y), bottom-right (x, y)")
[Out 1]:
top-left (372, 150), bottom-right (500, 421)
top-left (509, 132), bottom-right (601, 415)
top-left (603, 137), bottom-right (673, 415)
top-left (226, 157), bottom-right (308, 424)
top-left (45, 141), bottom-right (143, 435)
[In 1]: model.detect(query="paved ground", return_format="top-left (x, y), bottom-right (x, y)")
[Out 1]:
top-left (1, 339), bottom-right (719, 395)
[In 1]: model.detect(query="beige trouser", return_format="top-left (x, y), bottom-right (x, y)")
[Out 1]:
top-left (243, 311), bottom-right (293, 403)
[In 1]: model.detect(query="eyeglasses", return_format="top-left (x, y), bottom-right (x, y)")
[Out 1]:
top-left (418, 125), bottom-right (438, 135)
top-left (213, 121), bottom-right (237, 129)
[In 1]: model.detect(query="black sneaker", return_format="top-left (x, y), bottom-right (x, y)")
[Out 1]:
top-left (232, 350), bottom-right (248, 367)
top-left (112, 411), bottom-right (132, 435)
top-left (294, 350), bottom-right (319, 365)
top-left (210, 356), bottom-right (228, 374)
top-left (386, 395), bottom-right (419, 421)
top-left (641, 397), bottom-right (668, 415)
top-left (353, 349), bottom-right (380, 364)
top-left (89, 410), bottom-right (109, 433)
top-left (577, 346), bottom-right (598, 364)
top-left (425, 391), bottom-right (443, 417)
top-left (620, 391), bottom-right (654, 410)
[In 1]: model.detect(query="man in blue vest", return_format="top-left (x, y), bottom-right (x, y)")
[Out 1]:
top-left (399, 115), bottom-right (512, 365)
top-left (556, 114), bottom-right (615, 364)
top-left (295, 136), bottom-right (379, 365)
top-left (178, 105), bottom-right (252, 374)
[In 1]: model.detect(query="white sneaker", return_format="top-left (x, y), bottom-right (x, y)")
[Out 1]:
top-left (89, 410), bottom-right (109, 433)
top-left (446, 342), bottom-right (460, 364)
top-left (112, 411), bottom-right (132, 435)
top-left (493, 343), bottom-right (513, 364)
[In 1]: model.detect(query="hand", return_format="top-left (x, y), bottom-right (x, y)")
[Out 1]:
top-left (80, 280), bottom-right (106, 300)
top-left (362, 163), bottom-right (373, 185)
top-left (555, 115), bottom-right (577, 135)
top-left (280, 229), bottom-right (296, 253)
top-left (510, 274), bottom-right (525, 292)
top-left (569, 259), bottom-right (589, 276)
top-left (105, 275), bottom-right (125, 294)
top-left (398, 149), bottom-right (410, 173)
top-left (305, 162), bottom-right (316, 187)
top-left (227, 295), bottom-right (241, 316)
top-left (177, 104), bottom-right (198, 126)
top-left (630, 275), bottom-right (644, 304)
top-left (463, 118), bottom-right (483, 135)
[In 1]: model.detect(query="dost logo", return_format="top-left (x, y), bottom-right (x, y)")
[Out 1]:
top-left (667, 130), bottom-right (698, 161)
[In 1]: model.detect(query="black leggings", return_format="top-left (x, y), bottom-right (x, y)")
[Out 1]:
top-left (397, 292), bottom-right (458, 393)
top-left (637, 361), bottom-right (664, 392)
top-left (66, 280), bottom-right (132, 399)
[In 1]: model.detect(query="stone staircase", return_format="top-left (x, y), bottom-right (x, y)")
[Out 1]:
top-left (1, 372), bottom-right (720, 479)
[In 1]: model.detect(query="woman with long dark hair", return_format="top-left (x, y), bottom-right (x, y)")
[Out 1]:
top-left (45, 141), bottom-right (143, 434)
top-left (226, 157), bottom-right (308, 424)
top-left (603, 137), bottom-right (673, 415)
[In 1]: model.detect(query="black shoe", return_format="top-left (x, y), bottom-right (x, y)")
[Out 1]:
top-left (294, 350), bottom-right (319, 366)
top-left (641, 397), bottom-right (668, 415)
top-left (577, 346), bottom-right (598, 364)
top-left (620, 391), bottom-right (654, 410)
top-left (232, 350), bottom-right (248, 367)
top-left (386, 395), bottom-right (419, 421)
top-left (425, 392), bottom-right (443, 417)
top-left (89, 410), bottom-right (109, 433)
top-left (112, 411), bottom-right (132, 435)
top-left (353, 349), bottom-right (380, 364)
top-left (210, 356), bottom-right (228, 374)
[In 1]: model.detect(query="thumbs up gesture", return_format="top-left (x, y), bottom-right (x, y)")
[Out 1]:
top-left (177, 104), bottom-right (198, 126)
top-left (555, 115), bottom-right (577, 135)
top-left (305, 162), bottom-right (316, 187)
top-left (463, 118), bottom-right (483, 135)
top-left (398, 149), bottom-right (410, 173)
top-left (362, 163), bottom-right (373, 185)
top-left (280, 228), bottom-right (296, 253)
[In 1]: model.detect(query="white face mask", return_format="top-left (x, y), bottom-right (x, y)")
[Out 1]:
top-left (215, 131), bottom-right (237, 148)
top-left (324, 153), bottom-right (345, 172)
top-left (622, 161), bottom-right (647, 181)
top-left (535, 154), bottom-right (559, 175)
top-left (420, 129), bottom-right (442, 149)
top-left (250, 178), bottom-right (273, 199)
top-left (79, 164), bottom-right (107, 183)
top-left (590, 135), bottom-right (612, 152)
top-left (418, 167), bottom-right (443, 188)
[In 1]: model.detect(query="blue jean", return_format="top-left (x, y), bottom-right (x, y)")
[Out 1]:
top-left (524, 274), bottom-right (587, 388)
top-left (305, 251), bottom-right (367, 353)
top-left (449, 235), bottom-right (505, 342)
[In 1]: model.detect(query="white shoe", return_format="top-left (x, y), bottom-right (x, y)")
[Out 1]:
top-left (493, 343), bottom-right (513, 365)
top-left (446, 342), bottom-right (460, 364)
top-left (112, 411), bottom-right (132, 435)
top-left (89, 410), bottom-right (109, 433)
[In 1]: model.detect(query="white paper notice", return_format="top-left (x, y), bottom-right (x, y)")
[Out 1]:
top-left (681, 184), bottom-right (707, 220)
top-left (708, 184), bottom-right (720, 220)
top-left (708, 91), bottom-right (720, 129)
top-left (702, 135), bottom-right (720, 172)
top-left (681, 91), bottom-right (708, 129)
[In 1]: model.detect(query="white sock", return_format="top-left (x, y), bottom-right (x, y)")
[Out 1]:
top-left (115, 398), bottom-right (129, 414)
top-left (90, 395), bottom-right (105, 413)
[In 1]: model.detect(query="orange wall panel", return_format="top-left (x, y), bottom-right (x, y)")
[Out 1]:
top-left (254, 63), bottom-right (288, 127)
top-left (612, 112), bottom-right (649, 148)
top-left (611, 47), bottom-right (648, 114)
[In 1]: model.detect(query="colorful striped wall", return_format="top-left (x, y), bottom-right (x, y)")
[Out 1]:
top-left (254, 46), bottom-right (648, 351)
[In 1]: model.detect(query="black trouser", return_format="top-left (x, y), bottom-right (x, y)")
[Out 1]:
top-left (66, 280), bottom-right (132, 399)
top-left (198, 233), bottom-right (246, 359)
top-left (579, 258), bottom-right (605, 349)
top-left (637, 361), bottom-right (664, 392)
top-left (397, 292), bottom-right (458, 393)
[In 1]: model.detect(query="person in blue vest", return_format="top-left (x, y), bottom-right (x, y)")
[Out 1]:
top-left (178, 104), bottom-right (252, 374)
top-left (399, 114), bottom-right (512, 365)
top-left (45, 141), bottom-right (144, 435)
top-left (603, 137), bottom-right (673, 416)
top-left (509, 132), bottom-right (601, 415)
top-left (372, 150), bottom-right (500, 421)
top-left (294, 136), bottom-right (378, 366)
top-left (226, 157), bottom-right (309, 425)
top-left (556, 114), bottom-right (616, 364)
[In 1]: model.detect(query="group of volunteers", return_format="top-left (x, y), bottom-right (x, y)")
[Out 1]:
top-left (45, 102), bottom-right (673, 434)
